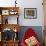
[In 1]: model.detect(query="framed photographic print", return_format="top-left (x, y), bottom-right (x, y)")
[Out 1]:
top-left (2, 10), bottom-right (9, 15)
top-left (24, 8), bottom-right (37, 19)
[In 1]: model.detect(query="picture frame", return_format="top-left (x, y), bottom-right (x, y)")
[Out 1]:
top-left (24, 8), bottom-right (37, 19)
top-left (2, 10), bottom-right (9, 15)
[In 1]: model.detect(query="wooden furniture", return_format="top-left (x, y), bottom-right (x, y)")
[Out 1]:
top-left (0, 41), bottom-right (2, 46)
top-left (0, 7), bottom-right (19, 24)
top-left (43, 0), bottom-right (46, 26)
top-left (2, 40), bottom-right (19, 46)
top-left (44, 27), bottom-right (46, 46)
top-left (0, 24), bottom-right (19, 31)
top-left (0, 7), bottom-right (20, 46)
top-left (43, 0), bottom-right (46, 46)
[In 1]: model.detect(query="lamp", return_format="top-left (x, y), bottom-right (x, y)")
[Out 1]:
top-left (15, 0), bottom-right (17, 7)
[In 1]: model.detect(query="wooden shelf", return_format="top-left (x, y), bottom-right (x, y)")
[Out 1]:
top-left (0, 7), bottom-right (19, 24)
top-left (0, 40), bottom-right (19, 46)
top-left (0, 7), bottom-right (20, 46)
top-left (0, 24), bottom-right (20, 32)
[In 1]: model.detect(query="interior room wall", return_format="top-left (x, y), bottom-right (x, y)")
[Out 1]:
top-left (18, 0), bottom-right (44, 26)
top-left (0, 0), bottom-right (44, 26)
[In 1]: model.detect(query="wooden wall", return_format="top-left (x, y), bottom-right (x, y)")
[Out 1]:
top-left (43, 0), bottom-right (46, 46)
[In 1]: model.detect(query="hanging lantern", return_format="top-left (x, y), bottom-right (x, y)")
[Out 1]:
top-left (15, 0), bottom-right (17, 7)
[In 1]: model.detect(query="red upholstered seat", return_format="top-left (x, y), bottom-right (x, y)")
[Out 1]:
top-left (21, 28), bottom-right (41, 46)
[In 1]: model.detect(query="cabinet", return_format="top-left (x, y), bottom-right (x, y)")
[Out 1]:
top-left (0, 7), bottom-right (20, 46)
top-left (0, 41), bottom-right (19, 46)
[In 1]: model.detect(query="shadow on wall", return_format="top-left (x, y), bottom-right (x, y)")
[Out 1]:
top-left (18, 26), bottom-right (44, 44)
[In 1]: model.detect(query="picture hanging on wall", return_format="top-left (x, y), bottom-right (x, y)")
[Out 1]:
top-left (24, 8), bottom-right (37, 19)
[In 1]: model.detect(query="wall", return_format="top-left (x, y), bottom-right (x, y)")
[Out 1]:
top-left (18, 0), bottom-right (44, 26)
top-left (0, 0), bottom-right (44, 26)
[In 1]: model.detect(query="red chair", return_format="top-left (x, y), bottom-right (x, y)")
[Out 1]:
top-left (21, 28), bottom-right (41, 46)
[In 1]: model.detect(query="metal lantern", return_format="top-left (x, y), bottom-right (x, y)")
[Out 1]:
top-left (15, 0), bottom-right (17, 7)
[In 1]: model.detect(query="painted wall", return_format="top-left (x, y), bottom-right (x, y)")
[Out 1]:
top-left (0, 0), bottom-right (44, 26)
top-left (18, 0), bottom-right (44, 26)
